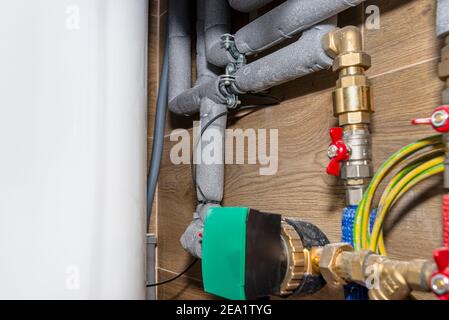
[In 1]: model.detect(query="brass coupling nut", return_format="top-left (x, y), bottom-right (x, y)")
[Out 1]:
top-left (280, 222), bottom-right (306, 296)
top-left (318, 243), bottom-right (353, 287)
top-left (323, 26), bottom-right (374, 126)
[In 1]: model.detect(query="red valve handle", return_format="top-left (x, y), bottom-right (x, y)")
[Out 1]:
top-left (326, 127), bottom-right (350, 177)
top-left (431, 248), bottom-right (449, 300)
top-left (412, 105), bottom-right (449, 133)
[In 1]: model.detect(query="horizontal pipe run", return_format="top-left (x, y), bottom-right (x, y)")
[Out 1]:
top-left (228, 0), bottom-right (275, 13)
top-left (234, 0), bottom-right (365, 56)
top-left (234, 21), bottom-right (336, 93)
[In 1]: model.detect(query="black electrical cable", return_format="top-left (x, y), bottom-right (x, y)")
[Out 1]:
top-left (191, 110), bottom-right (229, 203)
top-left (147, 102), bottom-right (282, 288)
top-left (191, 101), bottom-right (282, 203)
top-left (146, 258), bottom-right (199, 287)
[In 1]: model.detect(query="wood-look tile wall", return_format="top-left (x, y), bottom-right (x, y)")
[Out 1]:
top-left (148, 0), bottom-right (446, 300)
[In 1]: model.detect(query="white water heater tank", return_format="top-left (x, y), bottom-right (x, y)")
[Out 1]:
top-left (0, 0), bottom-right (148, 299)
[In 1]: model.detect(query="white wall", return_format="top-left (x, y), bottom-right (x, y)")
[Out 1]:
top-left (0, 0), bottom-right (148, 299)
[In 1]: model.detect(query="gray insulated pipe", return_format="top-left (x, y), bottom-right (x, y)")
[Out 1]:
top-left (228, 0), bottom-right (276, 13)
top-left (437, 0), bottom-right (449, 38)
top-left (233, 20), bottom-right (336, 93)
top-left (234, 0), bottom-right (365, 55)
top-left (205, 0), bottom-right (236, 67)
top-left (196, 0), bottom-right (221, 85)
top-left (168, 77), bottom-right (227, 115)
top-left (168, 0), bottom-right (192, 101)
top-left (180, 98), bottom-right (227, 258)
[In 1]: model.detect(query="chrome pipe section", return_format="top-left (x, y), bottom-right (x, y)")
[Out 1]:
top-left (234, 0), bottom-right (365, 56)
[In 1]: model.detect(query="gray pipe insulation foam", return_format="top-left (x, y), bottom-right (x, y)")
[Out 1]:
top-left (168, 19), bottom-right (336, 115)
top-left (180, 98), bottom-right (228, 258)
top-left (437, 0), bottom-right (449, 39)
top-left (180, 0), bottom-right (228, 258)
top-left (234, 19), bottom-right (336, 93)
top-left (168, 0), bottom-right (192, 101)
top-left (234, 0), bottom-right (366, 56)
top-left (196, 0), bottom-right (221, 85)
top-left (205, 0), bottom-right (236, 67)
top-left (228, 0), bottom-right (276, 13)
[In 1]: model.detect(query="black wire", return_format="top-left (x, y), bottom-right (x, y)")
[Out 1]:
top-left (190, 102), bottom-right (282, 203)
top-left (146, 258), bottom-right (199, 287)
top-left (191, 110), bottom-right (229, 203)
top-left (148, 102), bottom-right (280, 288)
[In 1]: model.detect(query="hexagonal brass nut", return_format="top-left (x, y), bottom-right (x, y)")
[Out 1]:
top-left (319, 243), bottom-right (353, 287)
top-left (350, 250), bottom-right (372, 285)
top-left (338, 74), bottom-right (369, 88)
top-left (322, 30), bottom-right (339, 58)
top-left (338, 112), bottom-right (371, 126)
top-left (333, 52), bottom-right (371, 72)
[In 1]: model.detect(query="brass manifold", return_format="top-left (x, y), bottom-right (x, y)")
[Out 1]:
top-left (323, 26), bottom-right (374, 127)
top-left (295, 243), bottom-right (436, 300)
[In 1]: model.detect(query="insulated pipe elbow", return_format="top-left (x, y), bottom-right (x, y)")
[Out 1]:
top-left (234, 21), bottom-right (336, 93)
top-left (168, 0), bottom-right (192, 101)
top-left (168, 78), bottom-right (227, 115)
top-left (228, 0), bottom-right (275, 13)
top-left (205, 0), bottom-right (236, 67)
top-left (234, 0), bottom-right (365, 55)
top-left (437, 0), bottom-right (449, 38)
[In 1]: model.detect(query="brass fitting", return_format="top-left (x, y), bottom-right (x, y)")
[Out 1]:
top-left (280, 222), bottom-right (306, 296)
top-left (323, 26), bottom-right (374, 127)
top-left (318, 243), bottom-right (353, 287)
top-left (279, 222), bottom-right (322, 296)
top-left (315, 244), bottom-right (436, 300)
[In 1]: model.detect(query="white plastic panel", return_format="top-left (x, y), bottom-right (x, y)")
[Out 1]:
top-left (0, 0), bottom-right (148, 299)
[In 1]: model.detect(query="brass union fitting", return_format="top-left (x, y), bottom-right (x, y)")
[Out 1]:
top-left (316, 243), bottom-right (436, 300)
top-left (323, 26), bottom-right (374, 127)
top-left (279, 222), bottom-right (322, 296)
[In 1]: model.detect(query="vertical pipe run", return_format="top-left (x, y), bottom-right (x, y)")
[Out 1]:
top-left (168, 0), bottom-right (192, 101)
top-left (324, 26), bottom-right (374, 300)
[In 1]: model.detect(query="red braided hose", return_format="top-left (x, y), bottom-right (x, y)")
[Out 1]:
top-left (442, 194), bottom-right (449, 247)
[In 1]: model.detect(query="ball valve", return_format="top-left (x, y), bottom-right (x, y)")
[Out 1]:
top-left (430, 248), bottom-right (449, 300)
top-left (326, 127), bottom-right (350, 177)
top-left (411, 105), bottom-right (449, 133)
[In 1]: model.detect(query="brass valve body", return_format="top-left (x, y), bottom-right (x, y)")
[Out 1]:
top-left (323, 26), bottom-right (374, 127)
top-left (316, 243), bottom-right (435, 300)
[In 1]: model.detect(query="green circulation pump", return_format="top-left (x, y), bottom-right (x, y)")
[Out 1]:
top-left (202, 207), bottom-right (283, 300)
